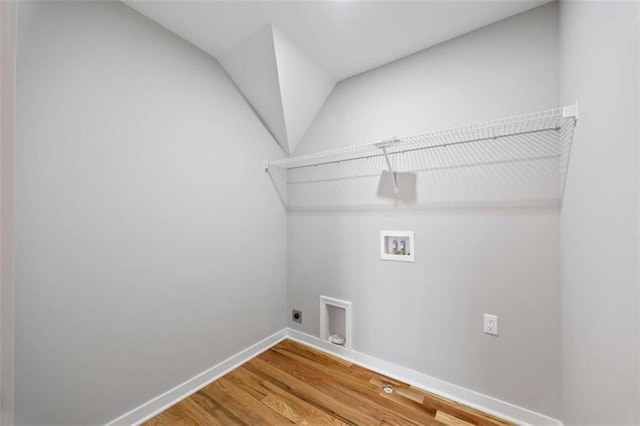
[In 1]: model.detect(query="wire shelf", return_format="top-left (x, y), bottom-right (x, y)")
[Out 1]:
top-left (266, 104), bottom-right (577, 209)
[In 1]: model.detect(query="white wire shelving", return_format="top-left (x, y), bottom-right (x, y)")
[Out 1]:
top-left (265, 104), bottom-right (578, 209)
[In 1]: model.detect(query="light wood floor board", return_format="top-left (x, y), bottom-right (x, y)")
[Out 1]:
top-left (144, 339), bottom-right (515, 426)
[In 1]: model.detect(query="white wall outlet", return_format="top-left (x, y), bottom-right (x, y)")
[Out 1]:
top-left (484, 314), bottom-right (498, 336)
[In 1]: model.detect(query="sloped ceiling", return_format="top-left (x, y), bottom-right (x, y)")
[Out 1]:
top-left (124, 0), bottom-right (550, 153)
top-left (219, 25), bottom-right (335, 154)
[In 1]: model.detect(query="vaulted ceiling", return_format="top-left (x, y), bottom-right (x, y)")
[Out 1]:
top-left (124, 0), bottom-right (550, 153)
top-left (217, 25), bottom-right (336, 154)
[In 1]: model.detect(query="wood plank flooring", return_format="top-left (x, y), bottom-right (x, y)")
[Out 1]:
top-left (145, 339), bottom-right (514, 426)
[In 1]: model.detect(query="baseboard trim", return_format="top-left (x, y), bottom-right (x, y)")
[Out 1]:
top-left (105, 328), bottom-right (288, 426)
top-left (106, 327), bottom-right (562, 426)
top-left (286, 328), bottom-right (563, 426)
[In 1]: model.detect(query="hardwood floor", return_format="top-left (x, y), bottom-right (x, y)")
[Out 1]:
top-left (145, 339), bottom-right (514, 426)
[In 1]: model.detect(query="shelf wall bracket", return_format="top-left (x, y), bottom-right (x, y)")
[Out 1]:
top-left (562, 101), bottom-right (579, 120)
top-left (381, 147), bottom-right (399, 194)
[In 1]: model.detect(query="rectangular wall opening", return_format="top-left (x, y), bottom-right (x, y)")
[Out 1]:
top-left (320, 296), bottom-right (352, 350)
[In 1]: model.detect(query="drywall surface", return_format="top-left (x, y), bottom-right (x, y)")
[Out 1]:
top-left (0, 1), bottom-right (16, 424)
top-left (219, 25), bottom-right (289, 152)
top-left (272, 27), bottom-right (335, 153)
top-left (288, 3), bottom-right (561, 417)
top-left (14, 2), bottom-right (287, 425)
top-left (559, 1), bottom-right (640, 424)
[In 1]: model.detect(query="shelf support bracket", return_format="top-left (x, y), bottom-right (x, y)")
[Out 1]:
top-left (381, 147), bottom-right (399, 194)
top-left (562, 101), bottom-right (578, 120)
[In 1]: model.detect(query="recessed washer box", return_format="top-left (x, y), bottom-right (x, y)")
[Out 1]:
top-left (380, 230), bottom-right (414, 262)
top-left (320, 296), bottom-right (352, 350)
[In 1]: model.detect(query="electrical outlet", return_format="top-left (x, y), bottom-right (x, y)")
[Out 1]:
top-left (484, 314), bottom-right (498, 336)
top-left (292, 309), bottom-right (302, 324)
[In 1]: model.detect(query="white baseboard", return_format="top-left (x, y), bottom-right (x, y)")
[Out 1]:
top-left (286, 328), bottom-right (563, 426)
top-left (105, 329), bottom-right (288, 426)
top-left (106, 327), bottom-right (562, 426)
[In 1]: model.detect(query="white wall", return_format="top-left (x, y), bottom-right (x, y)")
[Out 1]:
top-left (288, 3), bottom-right (562, 417)
top-left (559, 1), bottom-right (640, 424)
top-left (0, 1), bottom-right (16, 424)
top-left (272, 26), bottom-right (336, 154)
top-left (14, 2), bottom-right (287, 425)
